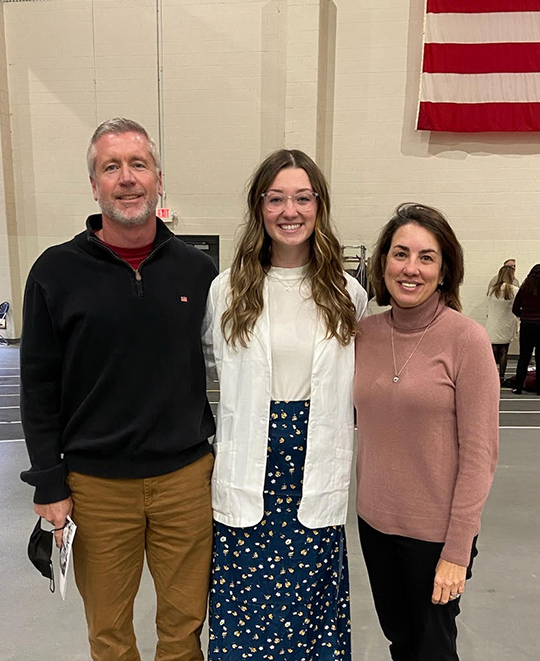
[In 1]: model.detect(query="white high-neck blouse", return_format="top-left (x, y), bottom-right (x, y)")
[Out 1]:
top-left (267, 265), bottom-right (317, 401)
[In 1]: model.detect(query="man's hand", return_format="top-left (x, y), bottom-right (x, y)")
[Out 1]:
top-left (431, 558), bottom-right (467, 605)
top-left (34, 498), bottom-right (73, 548)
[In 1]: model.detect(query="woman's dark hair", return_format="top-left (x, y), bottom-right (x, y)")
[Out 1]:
top-left (371, 203), bottom-right (464, 312)
top-left (520, 264), bottom-right (540, 296)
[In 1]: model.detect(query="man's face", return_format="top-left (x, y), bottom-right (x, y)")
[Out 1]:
top-left (504, 259), bottom-right (516, 270)
top-left (90, 131), bottom-right (162, 228)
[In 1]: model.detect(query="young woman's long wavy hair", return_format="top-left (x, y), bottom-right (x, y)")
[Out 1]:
top-left (221, 149), bottom-right (356, 348)
top-left (371, 203), bottom-right (464, 312)
top-left (520, 264), bottom-right (540, 296)
top-left (489, 265), bottom-right (516, 300)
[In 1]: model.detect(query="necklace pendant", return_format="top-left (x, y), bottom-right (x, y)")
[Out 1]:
top-left (393, 375), bottom-right (399, 383)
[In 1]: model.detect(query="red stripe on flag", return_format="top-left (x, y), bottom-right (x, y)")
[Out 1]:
top-left (427, 0), bottom-right (540, 12)
top-left (424, 43), bottom-right (540, 73)
top-left (417, 102), bottom-right (540, 131)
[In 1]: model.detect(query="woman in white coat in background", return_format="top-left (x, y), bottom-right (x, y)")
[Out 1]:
top-left (203, 149), bottom-right (367, 661)
top-left (486, 264), bottom-right (519, 384)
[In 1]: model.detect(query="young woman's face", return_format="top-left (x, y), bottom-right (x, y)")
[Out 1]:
top-left (384, 223), bottom-right (443, 308)
top-left (262, 168), bottom-right (317, 263)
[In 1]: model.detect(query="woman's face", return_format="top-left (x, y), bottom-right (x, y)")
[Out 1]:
top-left (261, 167), bottom-right (317, 264)
top-left (384, 223), bottom-right (443, 308)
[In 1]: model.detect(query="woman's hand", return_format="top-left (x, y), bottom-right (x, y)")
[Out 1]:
top-left (431, 558), bottom-right (467, 605)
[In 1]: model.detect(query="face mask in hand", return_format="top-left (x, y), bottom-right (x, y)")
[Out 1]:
top-left (27, 517), bottom-right (64, 593)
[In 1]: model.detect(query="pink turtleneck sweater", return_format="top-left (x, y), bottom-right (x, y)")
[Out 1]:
top-left (354, 293), bottom-right (499, 567)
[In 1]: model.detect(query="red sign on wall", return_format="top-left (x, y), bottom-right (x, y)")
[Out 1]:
top-left (157, 208), bottom-right (171, 220)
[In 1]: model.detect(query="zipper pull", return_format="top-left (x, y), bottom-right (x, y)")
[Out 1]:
top-left (135, 270), bottom-right (142, 281)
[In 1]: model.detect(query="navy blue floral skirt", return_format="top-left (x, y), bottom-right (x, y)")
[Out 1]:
top-left (208, 400), bottom-right (352, 660)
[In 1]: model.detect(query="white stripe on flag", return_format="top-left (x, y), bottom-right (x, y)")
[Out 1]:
top-left (421, 72), bottom-right (540, 103)
top-left (426, 12), bottom-right (540, 44)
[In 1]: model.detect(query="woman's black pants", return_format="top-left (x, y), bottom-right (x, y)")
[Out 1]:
top-left (514, 320), bottom-right (540, 394)
top-left (358, 517), bottom-right (477, 661)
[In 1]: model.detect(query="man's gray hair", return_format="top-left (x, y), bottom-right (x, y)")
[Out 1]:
top-left (86, 117), bottom-right (161, 177)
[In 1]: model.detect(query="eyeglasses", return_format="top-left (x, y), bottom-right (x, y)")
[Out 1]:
top-left (261, 190), bottom-right (319, 212)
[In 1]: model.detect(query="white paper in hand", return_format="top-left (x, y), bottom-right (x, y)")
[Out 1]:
top-left (58, 516), bottom-right (77, 600)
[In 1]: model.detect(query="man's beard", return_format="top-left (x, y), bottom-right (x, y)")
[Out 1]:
top-left (99, 192), bottom-right (158, 227)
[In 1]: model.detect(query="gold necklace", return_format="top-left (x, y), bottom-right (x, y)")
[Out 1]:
top-left (268, 271), bottom-right (305, 293)
top-left (390, 316), bottom-right (434, 383)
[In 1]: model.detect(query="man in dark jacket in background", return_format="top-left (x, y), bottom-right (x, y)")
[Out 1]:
top-left (20, 118), bottom-right (217, 661)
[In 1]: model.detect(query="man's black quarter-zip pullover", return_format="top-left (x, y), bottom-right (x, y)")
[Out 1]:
top-left (20, 214), bottom-right (218, 504)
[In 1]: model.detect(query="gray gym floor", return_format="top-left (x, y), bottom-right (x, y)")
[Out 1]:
top-left (1, 345), bottom-right (539, 660)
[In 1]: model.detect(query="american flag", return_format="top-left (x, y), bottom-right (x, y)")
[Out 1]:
top-left (417, 1), bottom-right (540, 132)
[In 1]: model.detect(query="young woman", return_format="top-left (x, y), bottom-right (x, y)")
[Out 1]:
top-left (486, 265), bottom-right (519, 383)
top-left (354, 203), bottom-right (499, 661)
top-left (203, 149), bottom-right (367, 660)
top-left (512, 264), bottom-right (540, 395)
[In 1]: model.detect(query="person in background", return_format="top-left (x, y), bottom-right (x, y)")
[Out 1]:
top-left (203, 149), bottom-right (368, 660)
top-left (486, 265), bottom-right (519, 385)
top-left (512, 264), bottom-right (540, 396)
top-left (487, 258), bottom-right (519, 292)
top-left (20, 118), bottom-right (217, 660)
top-left (354, 203), bottom-right (499, 661)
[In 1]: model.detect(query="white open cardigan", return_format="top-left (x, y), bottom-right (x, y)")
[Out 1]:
top-left (202, 269), bottom-right (368, 529)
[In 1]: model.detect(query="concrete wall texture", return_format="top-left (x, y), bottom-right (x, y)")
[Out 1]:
top-left (1, 0), bottom-right (539, 335)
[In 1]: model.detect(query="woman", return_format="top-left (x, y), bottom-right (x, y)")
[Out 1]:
top-left (203, 149), bottom-right (367, 660)
top-left (354, 203), bottom-right (499, 660)
top-left (486, 265), bottom-right (519, 384)
top-left (512, 264), bottom-right (540, 395)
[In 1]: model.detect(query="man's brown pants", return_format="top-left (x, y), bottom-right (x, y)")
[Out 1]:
top-left (68, 453), bottom-right (213, 661)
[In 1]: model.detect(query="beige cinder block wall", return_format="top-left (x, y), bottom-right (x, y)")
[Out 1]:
top-left (331, 0), bottom-right (540, 326)
top-left (4, 0), bottom-right (334, 334)
top-left (0, 3), bottom-right (18, 339)
top-left (163, 0), bottom-right (335, 269)
top-left (3, 0), bottom-right (539, 334)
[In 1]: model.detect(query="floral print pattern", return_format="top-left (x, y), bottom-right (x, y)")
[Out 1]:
top-left (209, 400), bottom-right (351, 660)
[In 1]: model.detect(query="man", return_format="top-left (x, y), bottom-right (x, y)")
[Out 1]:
top-left (20, 118), bottom-right (217, 660)
top-left (488, 258), bottom-right (519, 292)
